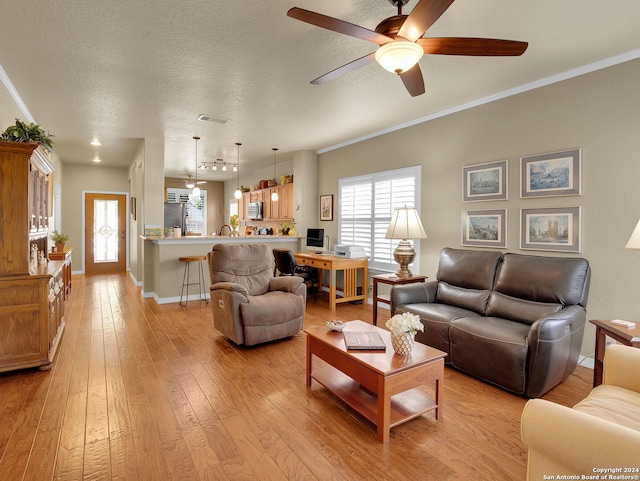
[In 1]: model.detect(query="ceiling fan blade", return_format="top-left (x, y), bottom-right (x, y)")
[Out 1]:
top-left (418, 37), bottom-right (528, 56)
top-left (397, 0), bottom-right (455, 42)
top-left (288, 7), bottom-right (393, 45)
top-left (399, 64), bottom-right (426, 97)
top-left (311, 52), bottom-right (376, 84)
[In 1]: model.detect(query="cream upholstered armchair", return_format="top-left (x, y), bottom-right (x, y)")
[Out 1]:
top-left (521, 344), bottom-right (640, 480)
top-left (207, 243), bottom-right (306, 346)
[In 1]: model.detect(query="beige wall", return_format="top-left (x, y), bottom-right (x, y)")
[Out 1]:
top-left (318, 58), bottom-right (640, 358)
top-left (62, 163), bottom-right (130, 272)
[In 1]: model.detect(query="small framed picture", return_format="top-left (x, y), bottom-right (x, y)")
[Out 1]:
top-left (520, 149), bottom-right (581, 198)
top-left (520, 207), bottom-right (581, 252)
top-left (462, 160), bottom-right (508, 202)
top-left (461, 209), bottom-right (507, 248)
top-left (320, 194), bottom-right (333, 221)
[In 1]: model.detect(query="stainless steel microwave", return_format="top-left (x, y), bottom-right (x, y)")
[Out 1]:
top-left (247, 201), bottom-right (263, 220)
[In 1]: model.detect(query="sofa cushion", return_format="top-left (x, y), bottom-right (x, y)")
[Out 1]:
top-left (437, 248), bottom-right (502, 291)
top-left (486, 291), bottom-right (562, 325)
top-left (396, 303), bottom-right (478, 358)
top-left (209, 244), bottom-right (273, 296)
top-left (240, 291), bottom-right (304, 327)
top-left (449, 316), bottom-right (531, 394)
top-left (574, 384), bottom-right (640, 431)
top-left (436, 282), bottom-right (491, 315)
top-left (494, 253), bottom-right (590, 307)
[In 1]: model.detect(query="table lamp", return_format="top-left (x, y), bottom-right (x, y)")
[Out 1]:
top-left (385, 206), bottom-right (427, 277)
top-left (625, 219), bottom-right (640, 249)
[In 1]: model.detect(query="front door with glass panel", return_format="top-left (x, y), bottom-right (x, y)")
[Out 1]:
top-left (85, 193), bottom-right (127, 273)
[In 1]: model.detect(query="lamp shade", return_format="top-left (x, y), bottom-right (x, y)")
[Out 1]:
top-left (385, 207), bottom-right (427, 240)
top-left (625, 219), bottom-right (640, 249)
top-left (375, 41), bottom-right (424, 74)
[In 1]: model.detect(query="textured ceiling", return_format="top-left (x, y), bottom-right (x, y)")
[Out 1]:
top-left (1, 0), bottom-right (640, 182)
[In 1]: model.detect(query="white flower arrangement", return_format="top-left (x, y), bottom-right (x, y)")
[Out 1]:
top-left (386, 312), bottom-right (424, 335)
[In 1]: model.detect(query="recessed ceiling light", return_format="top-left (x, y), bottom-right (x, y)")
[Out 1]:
top-left (91, 139), bottom-right (101, 146)
top-left (197, 114), bottom-right (230, 124)
top-left (93, 156), bottom-right (101, 163)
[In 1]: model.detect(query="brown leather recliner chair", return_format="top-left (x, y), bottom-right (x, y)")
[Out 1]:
top-left (208, 243), bottom-right (306, 346)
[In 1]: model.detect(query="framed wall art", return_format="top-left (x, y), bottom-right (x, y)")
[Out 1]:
top-left (462, 160), bottom-right (508, 202)
top-left (520, 206), bottom-right (581, 252)
top-left (320, 194), bottom-right (333, 221)
top-left (461, 209), bottom-right (507, 248)
top-left (520, 149), bottom-right (581, 198)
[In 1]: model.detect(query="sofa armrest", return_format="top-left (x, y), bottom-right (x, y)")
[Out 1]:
top-left (269, 276), bottom-right (304, 294)
top-left (390, 280), bottom-right (437, 313)
top-left (521, 398), bottom-right (640, 479)
top-left (604, 344), bottom-right (640, 392)
top-left (526, 305), bottom-right (586, 397)
top-left (528, 305), bottom-right (585, 341)
top-left (210, 281), bottom-right (249, 298)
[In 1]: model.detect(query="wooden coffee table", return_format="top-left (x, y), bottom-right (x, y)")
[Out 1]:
top-left (304, 320), bottom-right (446, 442)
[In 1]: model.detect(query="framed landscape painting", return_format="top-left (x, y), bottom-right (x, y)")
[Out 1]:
top-left (461, 209), bottom-right (507, 248)
top-left (462, 160), bottom-right (508, 202)
top-left (320, 194), bottom-right (333, 221)
top-left (520, 206), bottom-right (581, 252)
top-left (520, 149), bottom-right (581, 198)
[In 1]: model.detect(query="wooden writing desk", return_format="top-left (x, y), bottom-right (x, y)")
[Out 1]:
top-left (294, 252), bottom-right (368, 311)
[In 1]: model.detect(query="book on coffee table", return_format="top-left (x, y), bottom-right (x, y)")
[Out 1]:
top-left (343, 331), bottom-right (386, 351)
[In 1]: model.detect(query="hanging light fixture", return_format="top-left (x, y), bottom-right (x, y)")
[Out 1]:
top-left (192, 136), bottom-right (201, 197)
top-left (375, 41), bottom-right (424, 74)
top-left (271, 148), bottom-right (279, 201)
top-left (234, 142), bottom-right (242, 199)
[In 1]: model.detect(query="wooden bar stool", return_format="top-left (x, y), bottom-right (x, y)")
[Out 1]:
top-left (179, 255), bottom-right (209, 307)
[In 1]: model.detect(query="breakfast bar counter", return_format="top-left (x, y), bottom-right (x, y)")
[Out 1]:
top-left (141, 235), bottom-right (302, 304)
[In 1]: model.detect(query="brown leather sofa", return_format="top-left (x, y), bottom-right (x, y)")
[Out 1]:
top-left (390, 248), bottom-right (591, 397)
top-left (208, 243), bottom-right (306, 346)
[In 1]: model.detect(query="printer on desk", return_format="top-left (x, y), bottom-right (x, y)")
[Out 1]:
top-left (333, 244), bottom-right (367, 258)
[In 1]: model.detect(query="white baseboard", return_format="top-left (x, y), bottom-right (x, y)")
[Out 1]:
top-left (578, 355), bottom-right (594, 369)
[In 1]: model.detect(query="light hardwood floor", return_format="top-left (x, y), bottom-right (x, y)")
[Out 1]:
top-left (0, 273), bottom-right (592, 480)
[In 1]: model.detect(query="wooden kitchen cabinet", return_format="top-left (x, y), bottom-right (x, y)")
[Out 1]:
top-left (240, 182), bottom-right (294, 221)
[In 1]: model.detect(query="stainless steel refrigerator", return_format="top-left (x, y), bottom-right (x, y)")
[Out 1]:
top-left (164, 202), bottom-right (187, 232)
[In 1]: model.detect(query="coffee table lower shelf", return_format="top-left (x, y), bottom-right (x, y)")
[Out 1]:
top-left (311, 363), bottom-right (438, 431)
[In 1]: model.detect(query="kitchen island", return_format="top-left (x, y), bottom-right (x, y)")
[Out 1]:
top-left (141, 235), bottom-right (302, 304)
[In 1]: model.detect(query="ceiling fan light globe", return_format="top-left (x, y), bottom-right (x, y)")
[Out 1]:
top-left (375, 41), bottom-right (423, 74)
top-left (192, 186), bottom-right (201, 197)
top-left (186, 181), bottom-right (195, 189)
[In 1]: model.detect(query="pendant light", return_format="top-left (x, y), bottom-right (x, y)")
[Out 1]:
top-left (192, 136), bottom-right (201, 197)
top-left (234, 142), bottom-right (242, 199)
top-left (271, 148), bottom-right (279, 201)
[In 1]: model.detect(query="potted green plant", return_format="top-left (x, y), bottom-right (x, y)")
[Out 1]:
top-left (1, 119), bottom-right (54, 151)
top-left (51, 231), bottom-right (69, 251)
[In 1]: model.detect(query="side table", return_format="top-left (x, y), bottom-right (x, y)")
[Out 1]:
top-left (372, 273), bottom-right (427, 326)
top-left (590, 319), bottom-right (640, 387)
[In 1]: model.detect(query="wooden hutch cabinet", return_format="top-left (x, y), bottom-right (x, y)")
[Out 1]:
top-left (0, 141), bottom-right (66, 372)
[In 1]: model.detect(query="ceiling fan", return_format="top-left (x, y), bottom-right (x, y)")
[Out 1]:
top-left (287, 0), bottom-right (528, 97)
top-left (185, 175), bottom-right (206, 189)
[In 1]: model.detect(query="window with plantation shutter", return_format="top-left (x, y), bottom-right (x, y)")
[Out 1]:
top-left (338, 166), bottom-right (422, 272)
top-left (166, 188), bottom-right (207, 235)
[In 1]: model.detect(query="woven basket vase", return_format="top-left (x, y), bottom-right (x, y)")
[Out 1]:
top-left (390, 331), bottom-right (416, 356)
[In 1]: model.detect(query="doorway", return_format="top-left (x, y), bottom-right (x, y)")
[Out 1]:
top-left (85, 193), bottom-right (127, 273)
